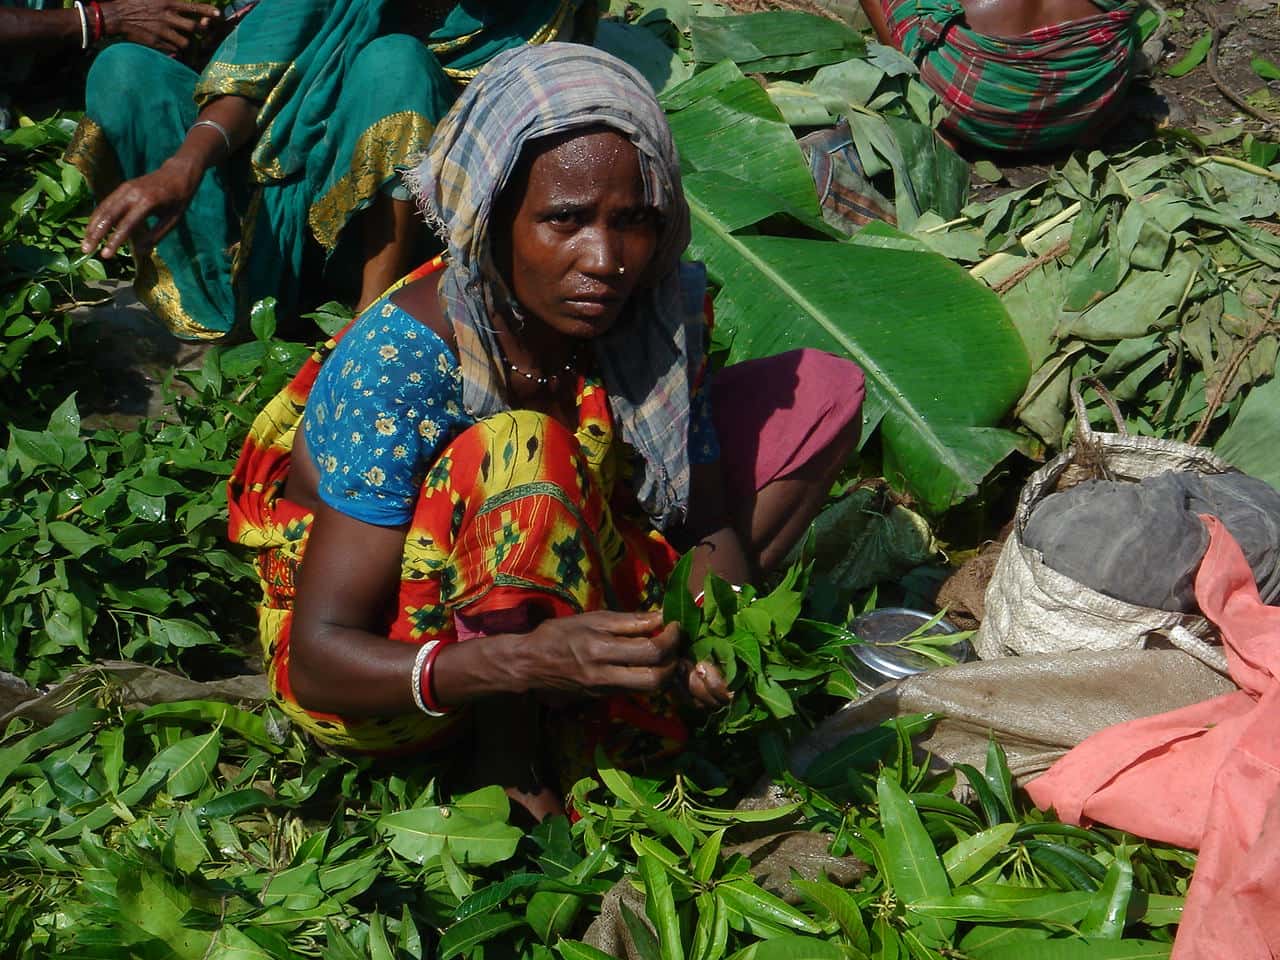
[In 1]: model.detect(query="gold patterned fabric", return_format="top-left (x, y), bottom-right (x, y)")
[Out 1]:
top-left (63, 117), bottom-right (122, 198)
top-left (307, 110), bottom-right (437, 251)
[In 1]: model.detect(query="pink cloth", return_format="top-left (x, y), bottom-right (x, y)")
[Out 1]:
top-left (713, 349), bottom-right (865, 505)
top-left (1026, 516), bottom-right (1280, 960)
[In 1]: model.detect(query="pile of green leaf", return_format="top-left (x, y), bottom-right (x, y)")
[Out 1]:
top-left (0, 301), bottom-right (308, 686)
top-left (912, 145), bottom-right (1280, 486)
top-left (0, 683), bottom-right (1193, 958)
top-left (0, 113), bottom-right (122, 420)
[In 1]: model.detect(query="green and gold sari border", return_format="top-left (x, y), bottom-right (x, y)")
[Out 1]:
top-left (195, 60), bottom-right (289, 110)
top-left (306, 110), bottom-right (435, 251)
top-left (440, 0), bottom-right (574, 82)
top-left (250, 61), bottom-right (300, 182)
top-left (135, 248), bottom-right (227, 342)
top-left (63, 116), bottom-right (123, 198)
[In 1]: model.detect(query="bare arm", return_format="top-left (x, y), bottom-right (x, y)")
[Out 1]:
top-left (676, 458), bottom-right (755, 592)
top-left (288, 504), bottom-right (685, 716)
top-left (0, 6), bottom-right (81, 47)
top-left (858, 0), bottom-right (896, 46)
top-left (0, 0), bottom-right (219, 53)
top-left (81, 95), bottom-right (258, 259)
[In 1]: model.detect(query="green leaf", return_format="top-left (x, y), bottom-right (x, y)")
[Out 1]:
top-left (983, 738), bottom-right (1016, 821)
top-left (942, 823), bottom-right (1017, 885)
top-left (1025, 840), bottom-right (1105, 891)
top-left (683, 206), bottom-right (1027, 512)
top-left (147, 618), bottom-right (217, 650)
top-left (690, 11), bottom-right (865, 74)
top-left (47, 520), bottom-right (102, 558)
top-left (10, 426), bottom-right (65, 468)
top-left (367, 913), bottom-right (396, 960)
top-left (876, 773), bottom-right (954, 945)
top-left (250, 297), bottom-right (277, 341)
top-left (1081, 858), bottom-right (1134, 940)
top-left (689, 891), bottom-right (721, 960)
top-left (115, 866), bottom-right (214, 959)
top-left (662, 61), bottom-right (825, 224)
top-left (792, 878), bottom-right (870, 952)
top-left (1216, 374), bottom-right (1280, 490)
top-left (955, 763), bottom-right (1004, 827)
top-left (125, 488), bottom-right (165, 522)
top-left (195, 788), bottom-right (273, 819)
top-left (977, 941), bottom-right (1171, 960)
top-left (557, 942), bottom-right (621, 960)
top-left (595, 20), bottom-right (691, 93)
top-left (663, 550), bottom-right (703, 644)
top-left (638, 852), bottom-right (684, 960)
top-left (1165, 31), bottom-right (1212, 77)
top-left (909, 885), bottom-right (1091, 923)
top-left (378, 806), bottom-right (523, 867)
top-left (451, 784), bottom-right (511, 822)
top-left (0, 708), bottom-right (106, 790)
top-left (621, 899), bottom-right (663, 960)
top-left (457, 873), bottom-right (545, 921)
top-left (691, 827), bottom-right (724, 884)
top-left (1253, 55), bottom-right (1280, 81)
top-left (717, 879), bottom-right (820, 934)
top-left (527, 890), bottom-right (584, 945)
top-left (974, 161), bottom-right (1003, 183)
top-left (723, 934), bottom-right (849, 960)
top-left (438, 911), bottom-right (525, 960)
top-left (151, 729), bottom-right (221, 798)
top-left (43, 395), bottom-right (79, 444)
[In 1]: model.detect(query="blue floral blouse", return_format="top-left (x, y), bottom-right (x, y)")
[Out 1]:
top-left (303, 295), bottom-right (720, 527)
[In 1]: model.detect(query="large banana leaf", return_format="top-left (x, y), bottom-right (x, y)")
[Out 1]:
top-left (690, 11), bottom-right (866, 74)
top-left (662, 63), bottom-right (1030, 512)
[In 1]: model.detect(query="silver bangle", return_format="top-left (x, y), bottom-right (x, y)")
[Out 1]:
top-left (74, 1), bottom-right (89, 49)
top-left (409, 640), bottom-right (446, 717)
top-left (190, 119), bottom-right (233, 156)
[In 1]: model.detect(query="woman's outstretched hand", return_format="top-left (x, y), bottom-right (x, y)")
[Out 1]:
top-left (520, 610), bottom-right (731, 709)
top-left (102, 0), bottom-right (220, 53)
top-left (524, 610), bottom-right (682, 696)
top-left (81, 159), bottom-right (200, 259)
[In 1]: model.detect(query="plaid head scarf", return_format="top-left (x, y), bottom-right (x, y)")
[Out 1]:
top-left (404, 42), bottom-right (705, 529)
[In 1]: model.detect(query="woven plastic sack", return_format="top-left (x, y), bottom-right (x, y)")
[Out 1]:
top-left (975, 379), bottom-right (1233, 662)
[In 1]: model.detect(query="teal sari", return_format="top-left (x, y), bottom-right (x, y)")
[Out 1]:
top-left (67, 0), bottom-right (587, 340)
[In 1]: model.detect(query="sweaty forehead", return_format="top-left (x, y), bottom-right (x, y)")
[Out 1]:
top-left (520, 129), bottom-right (644, 202)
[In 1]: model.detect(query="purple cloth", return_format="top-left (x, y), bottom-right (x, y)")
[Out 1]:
top-left (712, 349), bottom-right (865, 504)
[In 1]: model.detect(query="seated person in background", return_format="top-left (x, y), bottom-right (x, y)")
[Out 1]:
top-left (227, 44), bottom-right (866, 821)
top-left (0, 0), bottom-right (217, 57)
top-left (70, 0), bottom-right (593, 341)
top-left (0, 0), bottom-right (218, 97)
top-left (860, 0), bottom-right (1141, 153)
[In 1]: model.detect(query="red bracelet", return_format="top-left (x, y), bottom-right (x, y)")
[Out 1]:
top-left (419, 638), bottom-right (452, 715)
top-left (89, 1), bottom-right (104, 41)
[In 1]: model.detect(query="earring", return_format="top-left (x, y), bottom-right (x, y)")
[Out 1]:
top-left (617, 265), bottom-right (626, 276)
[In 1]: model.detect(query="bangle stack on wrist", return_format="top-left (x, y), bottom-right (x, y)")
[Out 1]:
top-left (409, 640), bottom-right (450, 717)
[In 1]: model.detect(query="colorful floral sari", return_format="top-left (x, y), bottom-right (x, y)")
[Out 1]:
top-left (228, 259), bottom-right (687, 768)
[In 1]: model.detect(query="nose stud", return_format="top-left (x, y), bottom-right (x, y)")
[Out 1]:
top-left (617, 265), bottom-right (626, 276)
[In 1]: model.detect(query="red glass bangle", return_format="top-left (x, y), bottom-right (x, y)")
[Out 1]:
top-left (89, 1), bottom-right (104, 41)
top-left (419, 639), bottom-right (452, 715)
